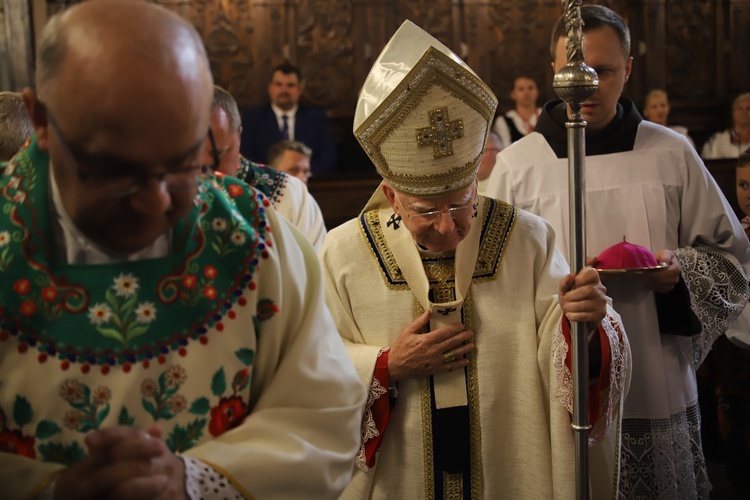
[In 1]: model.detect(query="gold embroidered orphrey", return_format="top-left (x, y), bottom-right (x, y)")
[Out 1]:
top-left (416, 107), bottom-right (465, 159)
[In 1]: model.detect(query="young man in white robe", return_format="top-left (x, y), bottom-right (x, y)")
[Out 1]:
top-left (206, 85), bottom-right (328, 252)
top-left (0, 2), bottom-right (364, 498)
top-left (486, 6), bottom-right (750, 499)
top-left (321, 20), bottom-right (631, 500)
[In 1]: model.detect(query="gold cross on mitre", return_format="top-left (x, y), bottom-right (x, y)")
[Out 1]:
top-left (416, 107), bottom-right (464, 159)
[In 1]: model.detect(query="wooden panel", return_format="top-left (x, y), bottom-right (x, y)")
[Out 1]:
top-left (0, 0), bottom-right (34, 90)
top-left (21, 0), bottom-right (750, 167)
top-left (307, 174), bottom-right (382, 229)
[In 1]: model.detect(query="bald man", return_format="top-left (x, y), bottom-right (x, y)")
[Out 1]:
top-left (0, 2), bottom-right (364, 499)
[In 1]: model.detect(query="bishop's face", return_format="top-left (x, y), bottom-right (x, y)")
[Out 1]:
top-left (384, 181), bottom-right (478, 253)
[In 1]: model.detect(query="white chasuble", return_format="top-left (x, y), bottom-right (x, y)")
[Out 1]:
top-left (321, 188), bottom-right (629, 499)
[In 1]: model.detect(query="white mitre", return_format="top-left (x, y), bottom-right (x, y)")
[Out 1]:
top-left (354, 20), bottom-right (498, 198)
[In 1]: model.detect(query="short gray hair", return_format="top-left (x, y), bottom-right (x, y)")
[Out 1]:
top-left (0, 92), bottom-right (33, 161)
top-left (267, 140), bottom-right (312, 166)
top-left (212, 85), bottom-right (242, 133)
top-left (733, 92), bottom-right (750, 111)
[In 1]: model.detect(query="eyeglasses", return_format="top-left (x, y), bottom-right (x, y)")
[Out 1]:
top-left (46, 108), bottom-right (214, 198)
top-left (395, 191), bottom-right (478, 225)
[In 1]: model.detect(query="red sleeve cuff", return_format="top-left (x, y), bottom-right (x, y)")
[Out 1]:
top-left (363, 349), bottom-right (393, 468)
top-left (561, 319), bottom-right (612, 428)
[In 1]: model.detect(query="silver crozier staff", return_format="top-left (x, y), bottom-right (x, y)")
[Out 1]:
top-left (552, 1), bottom-right (599, 499)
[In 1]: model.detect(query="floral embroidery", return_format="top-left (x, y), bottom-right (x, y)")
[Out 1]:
top-left (141, 366), bottom-right (190, 421)
top-left (0, 139), bottom-right (270, 371)
top-left (11, 278), bottom-right (64, 320)
top-left (87, 275), bottom-right (156, 345)
top-left (58, 379), bottom-right (111, 432)
top-left (113, 273), bottom-right (139, 298)
top-left (207, 348), bottom-right (255, 437)
top-left (0, 393), bottom-right (63, 462)
top-left (256, 299), bottom-right (279, 322)
top-left (178, 265), bottom-right (219, 307)
top-left (210, 216), bottom-right (246, 256)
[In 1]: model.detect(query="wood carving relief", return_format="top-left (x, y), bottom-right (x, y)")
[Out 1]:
top-left (296, 0), bottom-right (354, 109)
top-left (665, 0), bottom-right (716, 99)
top-left (12, 0), bottom-right (746, 158)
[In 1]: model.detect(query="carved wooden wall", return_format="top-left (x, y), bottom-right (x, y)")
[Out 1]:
top-left (5, 0), bottom-right (750, 163)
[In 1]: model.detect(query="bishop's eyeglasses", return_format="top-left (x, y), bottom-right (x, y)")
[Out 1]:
top-left (394, 191), bottom-right (478, 225)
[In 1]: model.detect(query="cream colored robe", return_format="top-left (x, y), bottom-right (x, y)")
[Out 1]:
top-left (321, 190), bottom-right (629, 499)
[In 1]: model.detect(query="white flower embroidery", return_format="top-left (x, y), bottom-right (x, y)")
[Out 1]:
top-left (212, 217), bottom-right (227, 231)
top-left (0, 231), bottom-right (10, 247)
top-left (135, 302), bottom-right (157, 324)
top-left (230, 231), bottom-right (246, 246)
top-left (88, 303), bottom-right (113, 325)
top-left (112, 273), bottom-right (139, 298)
top-left (7, 177), bottom-right (20, 189)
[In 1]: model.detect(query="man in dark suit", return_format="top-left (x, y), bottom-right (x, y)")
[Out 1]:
top-left (240, 63), bottom-right (337, 174)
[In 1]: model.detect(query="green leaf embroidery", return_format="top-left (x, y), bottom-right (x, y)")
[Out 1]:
top-left (127, 324), bottom-right (150, 342)
top-left (95, 405), bottom-right (110, 426)
top-left (38, 441), bottom-right (86, 467)
top-left (12, 396), bottom-right (32, 427)
top-left (105, 287), bottom-right (119, 314)
top-left (211, 368), bottom-right (226, 397)
top-left (35, 420), bottom-right (62, 439)
top-left (121, 293), bottom-right (138, 315)
top-left (142, 398), bottom-right (157, 420)
top-left (165, 418), bottom-right (207, 453)
top-left (96, 326), bottom-right (125, 344)
top-left (118, 407), bottom-right (135, 426)
top-left (189, 397), bottom-right (210, 415)
top-left (235, 348), bottom-right (255, 367)
top-left (78, 420), bottom-right (97, 433)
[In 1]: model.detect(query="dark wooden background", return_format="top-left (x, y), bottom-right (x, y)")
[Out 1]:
top-left (1, 0), bottom-right (748, 226)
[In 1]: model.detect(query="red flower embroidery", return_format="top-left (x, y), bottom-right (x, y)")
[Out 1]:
top-left (208, 396), bottom-right (248, 437)
top-left (203, 265), bottom-right (218, 279)
top-left (227, 185), bottom-right (243, 198)
top-left (19, 301), bottom-right (36, 317)
top-left (203, 286), bottom-right (217, 300)
top-left (182, 274), bottom-right (197, 290)
top-left (41, 287), bottom-right (58, 302)
top-left (13, 279), bottom-right (30, 295)
top-left (0, 429), bottom-right (36, 459)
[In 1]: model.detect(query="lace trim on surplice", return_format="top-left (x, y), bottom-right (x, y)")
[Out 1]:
top-left (619, 404), bottom-right (710, 500)
top-left (673, 246), bottom-right (749, 367)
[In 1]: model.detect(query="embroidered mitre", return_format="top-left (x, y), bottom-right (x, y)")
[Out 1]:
top-left (353, 20), bottom-right (498, 198)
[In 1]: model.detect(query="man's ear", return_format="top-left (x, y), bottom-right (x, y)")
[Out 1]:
top-left (624, 56), bottom-right (633, 83)
top-left (381, 182), bottom-right (399, 214)
top-left (22, 88), bottom-right (50, 151)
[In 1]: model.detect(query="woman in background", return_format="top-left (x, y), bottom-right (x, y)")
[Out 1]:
top-left (643, 89), bottom-right (695, 148)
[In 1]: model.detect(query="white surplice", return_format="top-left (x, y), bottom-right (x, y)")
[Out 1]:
top-left (487, 118), bottom-right (750, 499)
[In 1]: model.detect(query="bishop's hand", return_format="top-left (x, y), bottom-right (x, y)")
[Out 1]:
top-left (559, 266), bottom-right (607, 329)
top-left (388, 310), bottom-right (475, 381)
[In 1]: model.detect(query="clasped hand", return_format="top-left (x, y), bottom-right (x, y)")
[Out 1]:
top-left (54, 425), bottom-right (187, 499)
